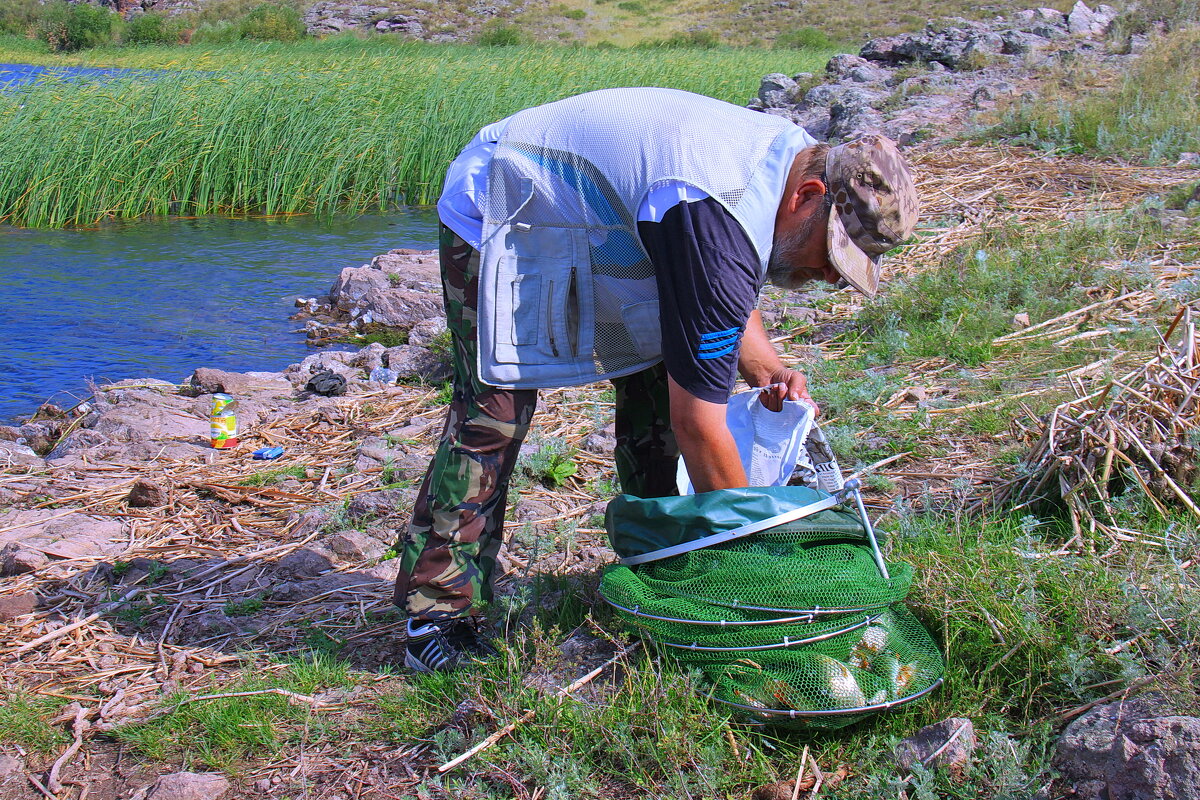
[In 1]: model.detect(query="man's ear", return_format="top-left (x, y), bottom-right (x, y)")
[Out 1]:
top-left (794, 177), bottom-right (828, 208)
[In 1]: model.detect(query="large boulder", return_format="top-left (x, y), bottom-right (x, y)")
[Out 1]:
top-left (383, 344), bottom-right (451, 382)
top-left (1067, 1), bottom-right (1118, 37)
top-left (1052, 692), bottom-right (1200, 799)
top-left (185, 368), bottom-right (293, 398)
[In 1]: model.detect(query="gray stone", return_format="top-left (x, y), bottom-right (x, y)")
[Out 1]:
top-left (127, 478), bottom-right (169, 507)
top-left (274, 548), bottom-right (332, 580)
top-left (1053, 692), bottom-right (1200, 800)
top-left (757, 73), bottom-right (798, 106)
top-left (187, 368), bottom-right (292, 397)
top-left (1068, 1), bottom-right (1115, 37)
top-left (825, 54), bottom-right (886, 83)
top-left (347, 489), bottom-right (410, 521)
top-left (298, 351), bottom-right (359, 381)
top-left (325, 530), bottom-right (387, 562)
top-left (369, 249), bottom-right (441, 291)
top-left (408, 316), bottom-right (448, 347)
top-left (1001, 29), bottom-right (1052, 55)
top-left (383, 344), bottom-right (451, 382)
top-left (328, 265), bottom-right (391, 310)
top-left (895, 717), bottom-right (976, 774)
top-left (358, 289), bottom-right (443, 329)
top-left (0, 754), bottom-right (22, 778)
top-left (0, 440), bottom-right (43, 467)
top-left (147, 772), bottom-right (231, 800)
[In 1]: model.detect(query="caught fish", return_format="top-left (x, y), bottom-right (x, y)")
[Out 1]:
top-left (872, 653), bottom-right (919, 697)
top-left (814, 654), bottom-right (867, 709)
top-left (850, 625), bottom-right (889, 669)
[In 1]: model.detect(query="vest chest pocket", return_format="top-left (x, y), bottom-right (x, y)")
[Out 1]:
top-left (492, 227), bottom-right (593, 366)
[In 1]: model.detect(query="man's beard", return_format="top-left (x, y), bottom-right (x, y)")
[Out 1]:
top-left (766, 212), bottom-right (823, 290)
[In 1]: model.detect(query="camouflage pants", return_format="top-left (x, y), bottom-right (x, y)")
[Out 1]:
top-left (393, 227), bottom-right (679, 621)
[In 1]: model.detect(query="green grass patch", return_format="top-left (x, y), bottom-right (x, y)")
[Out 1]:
top-left (0, 692), bottom-right (70, 754)
top-left (238, 464), bottom-right (306, 486)
top-left (858, 211), bottom-right (1167, 367)
top-left (994, 27), bottom-right (1200, 162)
top-left (115, 652), bottom-right (353, 770)
top-left (0, 37), bottom-right (830, 227)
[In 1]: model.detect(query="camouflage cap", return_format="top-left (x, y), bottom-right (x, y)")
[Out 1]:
top-left (824, 134), bottom-right (919, 297)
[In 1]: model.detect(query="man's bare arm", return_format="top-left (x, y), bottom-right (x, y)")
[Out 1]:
top-left (668, 374), bottom-right (747, 493)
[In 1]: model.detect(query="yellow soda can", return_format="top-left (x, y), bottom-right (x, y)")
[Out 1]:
top-left (210, 393), bottom-right (240, 449)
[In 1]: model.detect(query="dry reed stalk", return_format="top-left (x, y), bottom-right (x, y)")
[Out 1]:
top-left (981, 305), bottom-right (1200, 538)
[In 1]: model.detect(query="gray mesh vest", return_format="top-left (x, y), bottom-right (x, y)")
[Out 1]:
top-left (477, 88), bottom-right (815, 389)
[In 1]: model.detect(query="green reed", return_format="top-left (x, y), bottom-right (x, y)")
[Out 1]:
top-left (0, 38), bottom-right (830, 226)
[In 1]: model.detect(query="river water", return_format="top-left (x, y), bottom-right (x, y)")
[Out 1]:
top-left (0, 211), bottom-right (440, 423)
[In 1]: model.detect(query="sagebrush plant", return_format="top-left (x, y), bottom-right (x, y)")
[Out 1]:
top-left (36, 1), bottom-right (118, 52)
top-left (124, 12), bottom-right (185, 47)
top-left (995, 27), bottom-right (1200, 162)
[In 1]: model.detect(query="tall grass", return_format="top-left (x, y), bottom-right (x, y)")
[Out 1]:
top-left (996, 27), bottom-right (1200, 162)
top-left (0, 38), bottom-right (831, 227)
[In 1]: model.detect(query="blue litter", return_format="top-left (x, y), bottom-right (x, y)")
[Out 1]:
top-left (252, 446), bottom-right (285, 460)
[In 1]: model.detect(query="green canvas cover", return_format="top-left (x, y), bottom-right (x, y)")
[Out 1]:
top-left (606, 486), bottom-right (868, 561)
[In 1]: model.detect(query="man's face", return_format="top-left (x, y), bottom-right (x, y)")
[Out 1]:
top-left (766, 208), bottom-right (841, 290)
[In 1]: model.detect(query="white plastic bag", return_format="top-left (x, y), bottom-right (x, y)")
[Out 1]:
top-left (676, 391), bottom-right (817, 494)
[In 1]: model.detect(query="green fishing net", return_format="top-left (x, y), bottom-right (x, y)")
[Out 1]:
top-left (600, 486), bottom-right (945, 729)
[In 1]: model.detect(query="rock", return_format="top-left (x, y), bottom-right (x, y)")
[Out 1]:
top-left (274, 548), bottom-right (332, 580)
top-left (407, 316), bottom-right (449, 347)
top-left (0, 753), bottom-right (23, 779)
top-left (1067, 1), bottom-right (1116, 37)
top-left (351, 342), bottom-right (387, 373)
top-left (0, 512), bottom-right (125, 560)
top-left (1001, 29), bottom-right (1051, 55)
top-left (0, 542), bottom-right (46, 576)
top-left (860, 34), bottom-right (907, 64)
top-left (757, 72), bottom-right (798, 106)
top-left (358, 289), bottom-right (443, 329)
top-left (383, 345), bottom-right (451, 382)
top-left (147, 772), bottom-right (231, 800)
top-left (325, 530), bottom-right (387, 562)
top-left (0, 591), bottom-right (37, 621)
top-left (825, 54), bottom-right (886, 83)
top-left (1012, 312), bottom-right (1031, 328)
top-left (127, 478), bottom-right (169, 507)
top-left (347, 489), bottom-right (410, 521)
top-left (751, 780), bottom-right (804, 800)
top-left (895, 717), bottom-right (976, 774)
top-left (0, 440), bottom-right (43, 467)
top-left (1053, 692), bottom-right (1200, 800)
top-left (329, 265), bottom-right (392, 311)
top-left (370, 250), bottom-right (441, 288)
top-left (187, 368), bottom-right (293, 397)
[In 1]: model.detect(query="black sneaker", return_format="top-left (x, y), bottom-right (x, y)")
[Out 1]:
top-left (404, 617), bottom-right (496, 673)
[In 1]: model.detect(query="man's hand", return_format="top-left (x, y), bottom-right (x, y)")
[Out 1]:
top-left (758, 367), bottom-right (818, 414)
top-left (738, 311), bottom-right (820, 415)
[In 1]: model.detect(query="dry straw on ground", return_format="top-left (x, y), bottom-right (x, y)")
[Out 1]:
top-left (981, 304), bottom-right (1200, 547)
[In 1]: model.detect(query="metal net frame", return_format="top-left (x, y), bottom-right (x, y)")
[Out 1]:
top-left (600, 479), bottom-right (945, 729)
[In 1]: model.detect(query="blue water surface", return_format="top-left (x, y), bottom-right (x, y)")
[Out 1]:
top-left (0, 62), bottom-right (152, 90)
top-left (0, 211), bottom-right (440, 422)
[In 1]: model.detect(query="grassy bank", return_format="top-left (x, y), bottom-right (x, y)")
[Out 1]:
top-left (0, 37), bottom-right (833, 227)
top-left (994, 26), bottom-right (1200, 162)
